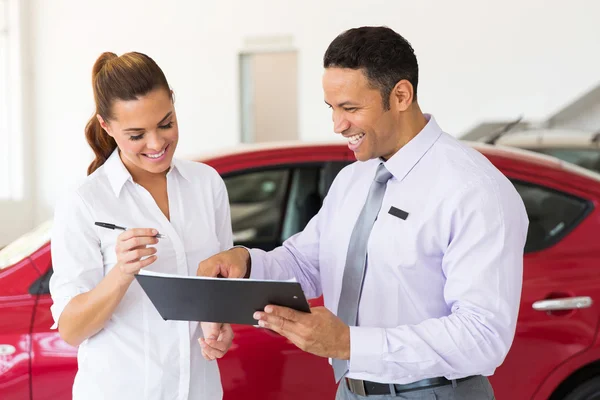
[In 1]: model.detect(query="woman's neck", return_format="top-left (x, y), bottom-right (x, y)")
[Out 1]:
top-left (119, 151), bottom-right (168, 187)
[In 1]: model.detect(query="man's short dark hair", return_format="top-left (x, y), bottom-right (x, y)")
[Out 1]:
top-left (323, 26), bottom-right (419, 110)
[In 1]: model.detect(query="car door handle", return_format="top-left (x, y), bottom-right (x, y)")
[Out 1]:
top-left (532, 296), bottom-right (593, 311)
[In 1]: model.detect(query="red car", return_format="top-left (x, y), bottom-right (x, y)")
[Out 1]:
top-left (2, 141), bottom-right (600, 400)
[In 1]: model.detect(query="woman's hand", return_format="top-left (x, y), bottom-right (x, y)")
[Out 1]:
top-left (115, 228), bottom-right (159, 283)
top-left (199, 322), bottom-right (234, 361)
top-left (57, 227), bottom-right (160, 346)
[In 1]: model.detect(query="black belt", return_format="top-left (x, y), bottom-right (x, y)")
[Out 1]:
top-left (346, 376), bottom-right (477, 396)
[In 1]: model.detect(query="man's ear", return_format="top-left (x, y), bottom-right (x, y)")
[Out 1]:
top-left (389, 80), bottom-right (414, 112)
top-left (96, 114), bottom-right (113, 137)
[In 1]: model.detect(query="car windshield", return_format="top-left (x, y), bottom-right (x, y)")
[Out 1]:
top-left (0, 220), bottom-right (52, 270)
top-left (529, 148), bottom-right (600, 173)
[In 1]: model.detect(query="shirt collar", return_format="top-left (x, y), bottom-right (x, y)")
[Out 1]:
top-left (380, 114), bottom-right (443, 182)
top-left (170, 157), bottom-right (194, 183)
top-left (103, 148), bottom-right (192, 197)
top-left (104, 149), bottom-right (132, 197)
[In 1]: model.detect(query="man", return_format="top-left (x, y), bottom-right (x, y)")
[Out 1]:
top-left (198, 26), bottom-right (528, 399)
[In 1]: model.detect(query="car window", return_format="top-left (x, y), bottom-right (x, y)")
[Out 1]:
top-left (224, 162), bottom-right (349, 251)
top-left (528, 148), bottom-right (600, 174)
top-left (281, 161), bottom-right (349, 242)
top-left (224, 169), bottom-right (290, 249)
top-left (30, 266), bottom-right (53, 295)
top-left (512, 180), bottom-right (591, 253)
top-left (319, 161), bottom-right (348, 198)
top-left (281, 167), bottom-right (321, 241)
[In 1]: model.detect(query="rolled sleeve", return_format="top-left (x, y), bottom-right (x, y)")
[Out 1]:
top-left (50, 289), bottom-right (86, 329)
top-left (49, 190), bottom-right (104, 329)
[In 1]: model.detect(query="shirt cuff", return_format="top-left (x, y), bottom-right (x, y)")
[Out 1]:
top-left (49, 287), bottom-right (88, 329)
top-left (50, 297), bottom-right (73, 330)
top-left (248, 248), bottom-right (268, 280)
top-left (348, 326), bottom-right (386, 375)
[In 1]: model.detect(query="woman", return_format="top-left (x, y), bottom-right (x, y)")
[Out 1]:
top-left (49, 52), bottom-right (233, 400)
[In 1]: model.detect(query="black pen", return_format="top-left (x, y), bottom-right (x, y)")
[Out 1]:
top-left (94, 222), bottom-right (167, 239)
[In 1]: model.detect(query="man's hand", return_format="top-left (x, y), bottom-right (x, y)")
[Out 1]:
top-left (197, 249), bottom-right (247, 360)
top-left (197, 248), bottom-right (250, 279)
top-left (199, 322), bottom-right (234, 361)
top-left (253, 306), bottom-right (350, 360)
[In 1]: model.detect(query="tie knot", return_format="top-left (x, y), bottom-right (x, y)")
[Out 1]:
top-left (374, 163), bottom-right (393, 183)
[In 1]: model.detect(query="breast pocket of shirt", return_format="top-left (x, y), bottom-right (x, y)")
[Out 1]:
top-left (183, 233), bottom-right (222, 276)
top-left (371, 206), bottom-right (421, 272)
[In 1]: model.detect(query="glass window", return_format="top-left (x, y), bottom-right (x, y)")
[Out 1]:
top-left (0, 0), bottom-right (9, 198)
top-left (224, 162), bottom-right (349, 249)
top-left (512, 181), bottom-right (591, 253)
top-left (0, 0), bottom-right (24, 200)
top-left (224, 169), bottom-right (290, 245)
top-left (30, 266), bottom-right (53, 295)
top-left (281, 167), bottom-right (321, 241)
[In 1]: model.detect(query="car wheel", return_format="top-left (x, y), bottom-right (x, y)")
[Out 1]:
top-left (563, 377), bottom-right (600, 400)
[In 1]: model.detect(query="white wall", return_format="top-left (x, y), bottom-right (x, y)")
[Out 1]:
top-left (3, 0), bottom-right (600, 246)
top-left (0, 0), bottom-right (34, 246)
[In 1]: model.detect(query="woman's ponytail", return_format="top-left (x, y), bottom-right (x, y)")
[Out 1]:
top-left (84, 51), bottom-right (170, 175)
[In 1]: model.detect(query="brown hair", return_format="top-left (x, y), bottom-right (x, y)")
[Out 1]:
top-left (85, 52), bottom-right (172, 175)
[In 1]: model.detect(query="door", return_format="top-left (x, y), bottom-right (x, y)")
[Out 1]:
top-left (28, 244), bottom-right (78, 400)
top-left (0, 257), bottom-right (38, 400)
top-left (219, 160), bottom-right (348, 400)
top-left (239, 51), bottom-right (298, 144)
top-left (490, 180), bottom-right (600, 399)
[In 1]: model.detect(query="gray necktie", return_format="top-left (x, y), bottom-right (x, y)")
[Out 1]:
top-left (333, 163), bottom-right (393, 382)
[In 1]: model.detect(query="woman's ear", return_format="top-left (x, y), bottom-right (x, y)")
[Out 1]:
top-left (96, 114), bottom-right (113, 137)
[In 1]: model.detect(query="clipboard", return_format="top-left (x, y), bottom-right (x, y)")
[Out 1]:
top-left (134, 271), bottom-right (311, 325)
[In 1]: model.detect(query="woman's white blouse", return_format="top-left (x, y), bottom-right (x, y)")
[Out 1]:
top-left (49, 149), bottom-right (233, 400)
